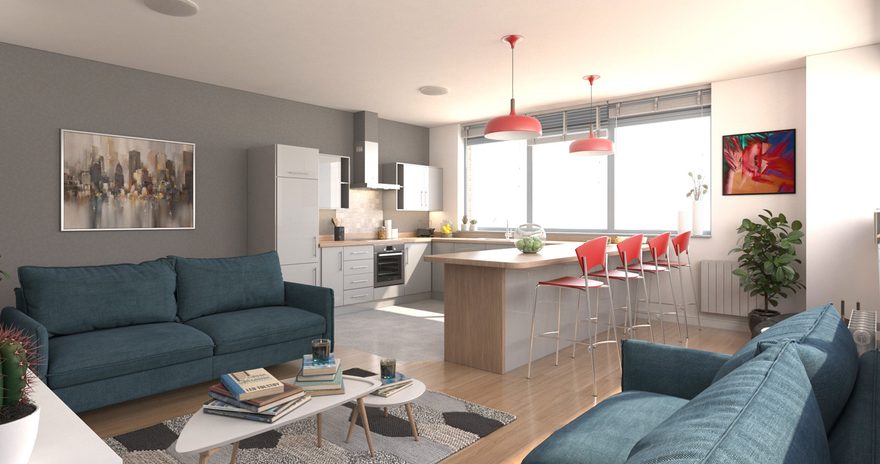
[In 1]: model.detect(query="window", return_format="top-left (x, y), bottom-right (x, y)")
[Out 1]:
top-left (532, 141), bottom-right (607, 230)
top-left (465, 139), bottom-right (527, 228)
top-left (613, 116), bottom-right (710, 231)
top-left (464, 88), bottom-right (711, 233)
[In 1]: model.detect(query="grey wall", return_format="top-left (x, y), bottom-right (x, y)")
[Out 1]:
top-left (0, 42), bottom-right (428, 306)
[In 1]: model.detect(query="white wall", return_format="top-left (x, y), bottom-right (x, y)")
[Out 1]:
top-left (692, 68), bottom-right (807, 314)
top-left (805, 44), bottom-right (880, 311)
top-left (428, 124), bottom-right (464, 230)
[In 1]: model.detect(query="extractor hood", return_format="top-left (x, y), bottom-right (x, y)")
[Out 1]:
top-left (352, 111), bottom-right (400, 190)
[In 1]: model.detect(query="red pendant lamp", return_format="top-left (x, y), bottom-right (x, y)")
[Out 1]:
top-left (570, 75), bottom-right (614, 156)
top-left (484, 35), bottom-right (542, 141)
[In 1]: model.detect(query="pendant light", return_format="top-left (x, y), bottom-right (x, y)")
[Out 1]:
top-left (484, 35), bottom-right (542, 140)
top-left (570, 75), bottom-right (614, 156)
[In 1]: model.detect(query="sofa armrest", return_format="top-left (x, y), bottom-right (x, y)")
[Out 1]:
top-left (284, 282), bottom-right (334, 347)
top-left (1, 307), bottom-right (49, 380)
top-left (621, 339), bottom-right (731, 400)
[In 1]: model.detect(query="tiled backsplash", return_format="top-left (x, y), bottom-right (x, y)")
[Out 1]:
top-left (335, 189), bottom-right (384, 233)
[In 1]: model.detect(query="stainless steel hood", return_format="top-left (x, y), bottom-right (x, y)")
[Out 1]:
top-left (352, 111), bottom-right (400, 190)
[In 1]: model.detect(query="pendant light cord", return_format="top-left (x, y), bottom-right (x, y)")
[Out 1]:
top-left (510, 45), bottom-right (515, 99)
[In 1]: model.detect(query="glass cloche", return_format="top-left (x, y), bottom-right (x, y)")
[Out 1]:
top-left (514, 224), bottom-right (547, 254)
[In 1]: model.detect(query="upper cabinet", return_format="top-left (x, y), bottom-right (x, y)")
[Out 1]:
top-left (381, 162), bottom-right (443, 212)
top-left (276, 145), bottom-right (318, 179)
top-left (318, 154), bottom-right (350, 209)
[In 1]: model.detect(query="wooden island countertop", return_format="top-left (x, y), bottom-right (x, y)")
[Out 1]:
top-left (424, 242), bottom-right (626, 270)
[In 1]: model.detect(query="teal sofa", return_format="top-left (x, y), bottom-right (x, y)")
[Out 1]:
top-left (524, 304), bottom-right (875, 464)
top-left (0, 251), bottom-right (333, 412)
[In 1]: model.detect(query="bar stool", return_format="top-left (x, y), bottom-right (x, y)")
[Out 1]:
top-left (647, 231), bottom-right (702, 332)
top-left (627, 232), bottom-right (683, 344)
top-left (527, 236), bottom-right (620, 397)
top-left (591, 234), bottom-right (654, 342)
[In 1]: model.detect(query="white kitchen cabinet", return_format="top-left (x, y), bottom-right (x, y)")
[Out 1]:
top-left (318, 154), bottom-right (350, 209)
top-left (383, 163), bottom-right (443, 212)
top-left (282, 263), bottom-right (319, 286)
top-left (320, 247), bottom-right (344, 301)
top-left (276, 145), bottom-right (318, 179)
top-left (247, 144), bottom-right (319, 280)
top-left (404, 242), bottom-right (432, 295)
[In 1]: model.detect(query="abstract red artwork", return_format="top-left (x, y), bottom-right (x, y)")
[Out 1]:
top-left (722, 129), bottom-right (795, 195)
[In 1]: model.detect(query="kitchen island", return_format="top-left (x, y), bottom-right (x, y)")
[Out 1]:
top-left (425, 243), bottom-right (628, 374)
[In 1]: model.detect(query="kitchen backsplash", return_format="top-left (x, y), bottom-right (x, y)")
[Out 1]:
top-left (319, 189), bottom-right (430, 237)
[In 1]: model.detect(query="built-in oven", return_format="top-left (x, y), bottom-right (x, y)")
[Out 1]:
top-left (374, 244), bottom-right (404, 287)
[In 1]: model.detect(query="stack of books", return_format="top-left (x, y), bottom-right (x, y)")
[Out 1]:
top-left (203, 368), bottom-right (310, 423)
top-left (294, 354), bottom-right (344, 396)
top-left (373, 372), bottom-right (413, 397)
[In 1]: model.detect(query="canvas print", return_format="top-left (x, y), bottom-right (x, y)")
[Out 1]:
top-left (62, 130), bottom-right (194, 230)
top-left (722, 129), bottom-right (795, 195)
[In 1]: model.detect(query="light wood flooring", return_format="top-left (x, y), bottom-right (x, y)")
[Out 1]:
top-left (81, 324), bottom-right (749, 463)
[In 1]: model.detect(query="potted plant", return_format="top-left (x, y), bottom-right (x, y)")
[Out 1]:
top-left (687, 172), bottom-right (709, 234)
top-left (729, 210), bottom-right (804, 333)
top-left (461, 215), bottom-right (469, 232)
top-left (470, 218), bottom-right (478, 231)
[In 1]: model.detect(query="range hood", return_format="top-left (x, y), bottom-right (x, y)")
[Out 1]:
top-left (352, 111), bottom-right (400, 190)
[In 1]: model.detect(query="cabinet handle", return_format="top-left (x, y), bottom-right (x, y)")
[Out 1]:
top-left (313, 237), bottom-right (317, 257)
top-left (351, 294), bottom-right (368, 299)
top-left (350, 251), bottom-right (369, 255)
top-left (287, 170), bottom-right (309, 176)
top-left (351, 279), bottom-right (368, 284)
top-left (405, 247), bottom-right (409, 265)
top-left (312, 267), bottom-right (317, 285)
top-left (350, 265), bottom-right (369, 270)
top-left (338, 251), bottom-right (343, 271)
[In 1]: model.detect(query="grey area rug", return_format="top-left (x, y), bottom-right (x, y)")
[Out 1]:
top-left (106, 391), bottom-right (515, 464)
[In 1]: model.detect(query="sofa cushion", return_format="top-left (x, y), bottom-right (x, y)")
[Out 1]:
top-left (628, 341), bottom-right (830, 464)
top-left (185, 306), bottom-right (325, 355)
top-left (18, 258), bottom-right (177, 335)
top-left (522, 391), bottom-right (688, 464)
top-left (173, 252), bottom-right (284, 321)
top-left (47, 322), bottom-right (214, 389)
top-left (828, 350), bottom-right (880, 464)
top-left (713, 304), bottom-right (858, 432)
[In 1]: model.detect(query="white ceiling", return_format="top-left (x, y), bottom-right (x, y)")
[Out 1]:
top-left (0, 0), bottom-right (877, 127)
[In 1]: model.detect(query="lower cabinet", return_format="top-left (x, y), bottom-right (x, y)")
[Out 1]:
top-left (282, 263), bottom-right (319, 286)
top-left (404, 242), bottom-right (431, 295)
top-left (344, 288), bottom-right (373, 306)
top-left (431, 243), bottom-right (453, 295)
top-left (320, 247), bottom-right (344, 300)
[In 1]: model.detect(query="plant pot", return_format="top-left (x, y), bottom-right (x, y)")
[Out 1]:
top-left (748, 309), bottom-right (781, 334)
top-left (470, 224), bottom-right (478, 231)
top-left (692, 200), bottom-right (706, 235)
top-left (0, 404), bottom-right (39, 464)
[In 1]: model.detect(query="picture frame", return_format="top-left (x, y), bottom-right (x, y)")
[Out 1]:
top-left (722, 129), bottom-right (796, 196)
top-left (61, 129), bottom-right (195, 231)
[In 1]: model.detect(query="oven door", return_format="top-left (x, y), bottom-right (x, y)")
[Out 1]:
top-left (374, 250), bottom-right (404, 287)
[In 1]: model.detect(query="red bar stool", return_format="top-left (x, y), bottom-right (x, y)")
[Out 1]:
top-left (527, 236), bottom-right (620, 397)
top-left (627, 232), bottom-right (683, 344)
top-left (591, 234), bottom-right (654, 342)
top-left (647, 231), bottom-right (702, 332)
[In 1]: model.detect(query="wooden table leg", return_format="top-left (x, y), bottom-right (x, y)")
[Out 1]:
top-left (345, 406), bottom-right (357, 443)
top-left (316, 412), bottom-right (323, 448)
top-left (357, 398), bottom-right (375, 457)
top-left (229, 442), bottom-right (240, 464)
top-left (405, 402), bottom-right (419, 441)
top-left (198, 448), bottom-right (217, 464)
top-left (384, 407), bottom-right (389, 417)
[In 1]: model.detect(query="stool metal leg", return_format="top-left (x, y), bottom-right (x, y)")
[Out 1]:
top-left (572, 290), bottom-right (582, 359)
top-left (586, 285), bottom-right (598, 398)
top-left (555, 287), bottom-right (562, 366)
top-left (687, 254), bottom-right (703, 330)
top-left (527, 284), bottom-right (540, 379)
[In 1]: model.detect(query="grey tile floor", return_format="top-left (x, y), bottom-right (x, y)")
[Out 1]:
top-left (335, 299), bottom-right (445, 362)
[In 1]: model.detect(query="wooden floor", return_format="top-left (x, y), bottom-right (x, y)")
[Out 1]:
top-left (81, 323), bottom-right (749, 463)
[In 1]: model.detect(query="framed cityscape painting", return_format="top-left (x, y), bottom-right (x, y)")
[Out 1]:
top-left (722, 129), bottom-right (795, 195)
top-left (61, 129), bottom-right (195, 231)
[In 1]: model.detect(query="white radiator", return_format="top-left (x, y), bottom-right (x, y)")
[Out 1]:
top-left (699, 260), bottom-right (757, 317)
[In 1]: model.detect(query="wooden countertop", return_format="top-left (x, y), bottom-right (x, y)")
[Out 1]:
top-left (318, 237), bottom-right (564, 248)
top-left (424, 243), bottom-right (647, 269)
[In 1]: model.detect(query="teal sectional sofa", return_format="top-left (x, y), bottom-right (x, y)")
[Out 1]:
top-left (524, 304), bottom-right (875, 464)
top-left (0, 251), bottom-right (333, 412)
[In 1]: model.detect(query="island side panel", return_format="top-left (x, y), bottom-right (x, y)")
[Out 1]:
top-left (443, 264), bottom-right (506, 373)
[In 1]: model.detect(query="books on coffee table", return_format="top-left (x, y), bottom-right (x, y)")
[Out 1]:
top-left (219, 368), bottom-right (284, 401)
top-left (202, 395), bottom-right (311, 423)
top-left (294, 364), bottom-right (345, 396)
top-left (373, 373), bottom-right (413, 398)
top-left (301, 354), bottom-right (340, 376)
top-left (208, 382), bottom-right (305, 413)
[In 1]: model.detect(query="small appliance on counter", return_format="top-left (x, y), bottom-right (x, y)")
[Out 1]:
top-left (331, 217), bottom-right (344, 241)
top-left (417, 228), bottom-right (435, 237)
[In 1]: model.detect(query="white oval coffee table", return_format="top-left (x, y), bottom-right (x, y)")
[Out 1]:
top-left (345, 378), bottom-right (427, 442)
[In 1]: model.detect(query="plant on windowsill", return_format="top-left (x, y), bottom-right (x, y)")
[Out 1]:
top-left (461, 215), bottom-right (469, 232)
top-left (729, 210), bottom-right (804, 333)
top-left (469, 219), bottom-right (478, 232)
top-left (687, 172), bottom-right (709, 234)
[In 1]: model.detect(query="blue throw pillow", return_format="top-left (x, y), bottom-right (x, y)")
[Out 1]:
top-left (712, 304), bottom-right (857, 432)
top-left (627, 341), bottom-right (830, 464)
top-left (18, 258), bottom-right (178, 335)
top-left (173, 251), bottom-right (284, 321)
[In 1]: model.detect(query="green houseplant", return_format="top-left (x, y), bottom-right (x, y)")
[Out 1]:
top-left (729, 210), bottom-right (805, 331)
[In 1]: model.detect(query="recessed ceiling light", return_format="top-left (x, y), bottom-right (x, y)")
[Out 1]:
top-left (143, 0), bottom-right (199, 17)
top-left (418, 86), bottom-right (449, 96)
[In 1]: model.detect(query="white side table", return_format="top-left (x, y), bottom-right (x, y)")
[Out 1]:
top-left (346, 378), bottom-right (426, 442)
top-left (28, 374), bottom-right (122, 464)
